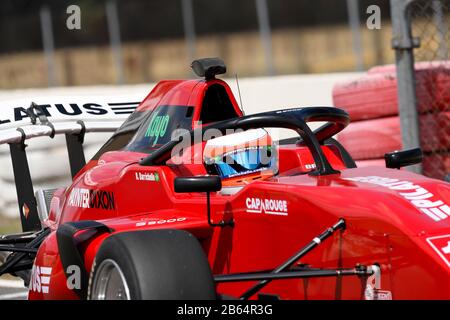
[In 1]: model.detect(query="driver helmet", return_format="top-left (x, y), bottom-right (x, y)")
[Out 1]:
top-left (203, 129), bottom-right (278, 187)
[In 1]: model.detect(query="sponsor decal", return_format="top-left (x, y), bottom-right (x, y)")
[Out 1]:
top-left (145, 114), bottom-right (170, 146)
top-left (245, 197), bottom-right (288, 216)
top-left (304, 163), bottom-right (316, 170)
top-left (135, 217), bottom-right (187, 227)
top-left (135, 172), bottom-right (160, 182)
top-left (22, 203), bottom-right (30, 219)
top-left (364, 265), bottom-right (392, 300)
top-left (29, 265), bottom-right (52, 294)
top-left (275, 108), bottom-right (303, 115)
top-left (345, 176), bottom-right (450, 222)
top-left (426, 234), bottom-right (450, 268)
top-left (108, 102), bottom-right (140, 115)
top-left (67, 188), bottom-right (115, 210)
top-left (0, 101), bottom-right (140, 125)
top-left (364, 288), bottom-right (393, 300)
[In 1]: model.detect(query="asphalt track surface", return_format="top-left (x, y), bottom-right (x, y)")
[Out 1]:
top-left (0, 279), bottom-right (28, 300)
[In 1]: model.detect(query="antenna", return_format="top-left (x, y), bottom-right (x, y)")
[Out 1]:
top-left (235, 73), bottom-right (244, 115)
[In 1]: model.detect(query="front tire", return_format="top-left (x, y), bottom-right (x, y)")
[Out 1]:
top-left (88, 229), bottom-right (216, 300)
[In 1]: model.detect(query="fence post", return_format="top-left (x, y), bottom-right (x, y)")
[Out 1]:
top-left (255, 0), bottom-right (275, 76)
top-left (106, 0), bottom-right (125, 85)
top-left (39, 6), bottom-right (57, 87)
top-left (346, 0), bottom-right (364, 71)
top-left (390, 0), bottom-right (422, 173)
top-left (181, 0), bottom-right (197, 64)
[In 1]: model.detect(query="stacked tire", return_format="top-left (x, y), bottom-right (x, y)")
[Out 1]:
top-left (333, 61), bottom-right (450, 180)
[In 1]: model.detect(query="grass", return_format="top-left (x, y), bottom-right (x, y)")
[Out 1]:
top-left (0, 218), bottom-right (21, 235)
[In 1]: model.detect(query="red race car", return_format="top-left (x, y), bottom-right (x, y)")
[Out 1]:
top-left (0, 58), bottom-right (449, 300)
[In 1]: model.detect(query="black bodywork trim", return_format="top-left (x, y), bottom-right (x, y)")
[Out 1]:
top-left (26, 102), bottom-right (50, 125)
top-left (0, 231), bottom-right (37, 244)
top-left (191, 58), bottom-right (226, 80)
top-left (65, 133), bottom-right (86, 179)
top-left (214, 267), bottom-right (371, 283)
top-left (0, 246), bottom-right (38, 253)
top-left (56, 221), bottom-right (112, 299)
top-left (65, 120), bottom-right (87, 179)
top-left (65, 121), bottom-right (87, 179)
top-left (0, 228), bottom-right (50, 284)
top-left (324, 138), bottom-right (357, 168)
top-left (9, 141), bottom-right (42, 232)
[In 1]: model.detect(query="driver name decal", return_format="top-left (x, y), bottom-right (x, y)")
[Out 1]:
top-left (67, 188), bottom-right (115, 210)
top-left (246, 197), bottom-right (288, 216)
top-left (345, 176), bottom-right (450, 222)
top-left (135, 172), bottom-right (160, 182)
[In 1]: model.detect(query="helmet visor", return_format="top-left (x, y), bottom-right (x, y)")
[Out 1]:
top-left (205, 145), bottom-right (277, 179)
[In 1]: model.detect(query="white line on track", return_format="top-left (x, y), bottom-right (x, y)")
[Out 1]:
top-left (0, 292), bottom-right (28, 300)
top-left (0, 279), bottom-right (25, 288)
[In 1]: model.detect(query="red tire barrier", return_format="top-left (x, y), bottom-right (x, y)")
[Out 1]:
top-left (423, 154), bottom-right (450, 180)
top-left (332, 61), bottom-right (450, 121)
top-left (420, 111), bottom-right (450, 152)
top-left (338, 112), bottom-right (450, 160)
top-left (338, 117), bottom-right (401, 160)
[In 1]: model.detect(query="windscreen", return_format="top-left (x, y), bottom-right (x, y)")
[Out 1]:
top-left (125, 105), bottom-right (194, 154)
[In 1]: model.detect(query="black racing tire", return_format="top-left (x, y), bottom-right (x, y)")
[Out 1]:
top-left (88, 229), bottom-right (216, 300)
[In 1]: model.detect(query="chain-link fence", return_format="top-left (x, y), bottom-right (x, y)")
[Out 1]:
top-left (391, 0), bottom-right (450, 180)
top-left (410, 0), bottom-right (450, 180)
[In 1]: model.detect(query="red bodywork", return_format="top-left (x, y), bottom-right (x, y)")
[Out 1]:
top-left (28, 77), bottom-right (450, 300)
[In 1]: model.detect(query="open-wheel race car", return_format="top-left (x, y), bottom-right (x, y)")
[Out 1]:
top-left (0, 58), bottom-right (449, 300)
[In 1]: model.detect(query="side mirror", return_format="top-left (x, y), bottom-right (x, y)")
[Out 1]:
top-left (174, 176), bottom-right (222, 193)
top-left (384, 148), bottom-right (423, 169)
top-left (174, 176), bottom-right (232, 228)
